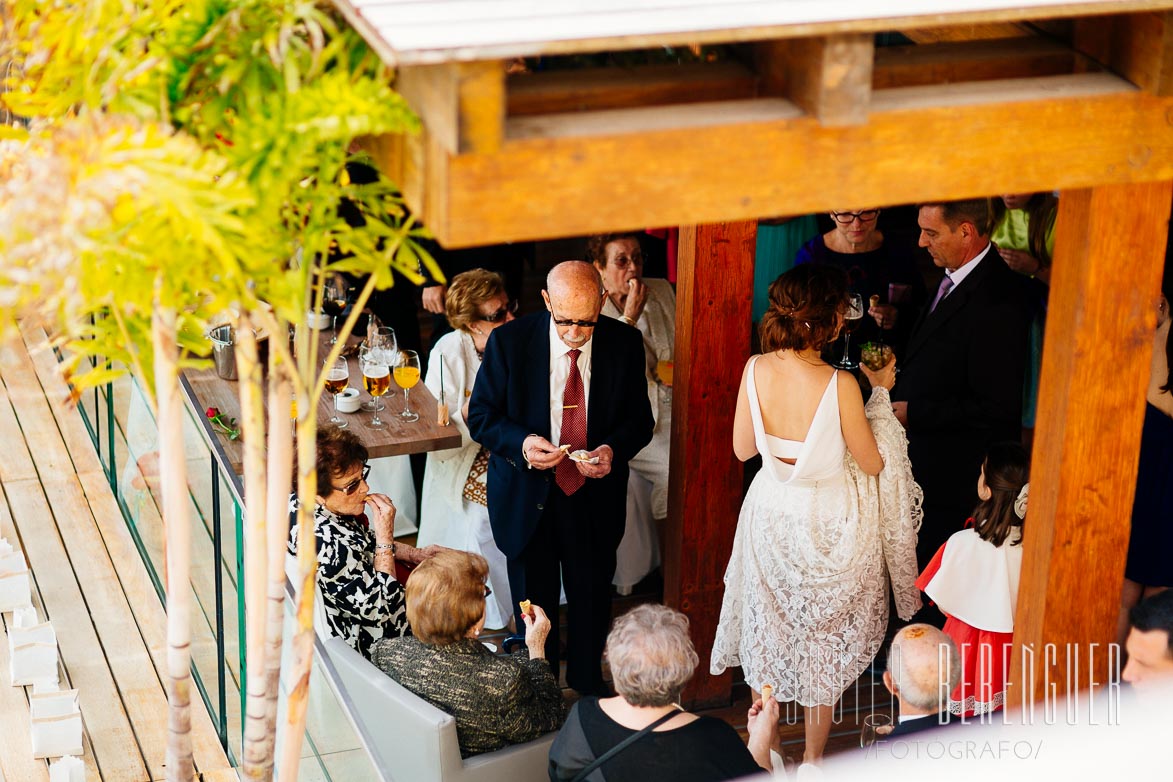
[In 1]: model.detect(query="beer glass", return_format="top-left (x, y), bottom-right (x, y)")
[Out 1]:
top-left (324, 357), bottom-right (350, 428)
top-left (362, 350), bottom-right (392, 428)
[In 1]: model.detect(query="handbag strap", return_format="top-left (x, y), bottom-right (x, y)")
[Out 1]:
top-left (571, 707), bottom-right (682, 782)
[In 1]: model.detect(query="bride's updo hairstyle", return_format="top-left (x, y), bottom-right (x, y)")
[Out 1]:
top-left (759, 264), bottom-right (849, 353)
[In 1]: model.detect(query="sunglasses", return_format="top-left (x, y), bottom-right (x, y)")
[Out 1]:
top-left (831, 210), bottom-right (880, 224)
top-left (334, 463), bottom-right (370, 496)
top-left (480, 300), bottom-right (519, 323)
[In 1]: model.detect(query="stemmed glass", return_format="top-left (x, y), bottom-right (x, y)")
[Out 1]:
top-left (322, 278), bottom-right (351, 344)
top-left (362, 349), bottom-right (393, 428)
top-left (324, 357), bottom-right (350, 429)
top-left (361, 327), bottom-right (397, 412)
top-left (393, 349), bottom-right (421, 423)
top-left (860, 713), bottom-right (893, 748)
top-left (835, 293), bottom-right (865, 370)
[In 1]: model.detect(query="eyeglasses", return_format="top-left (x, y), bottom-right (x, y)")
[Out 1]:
top-left (334, 463), bottom-right (370, 496)
top-left (480, 300), bottom-right (519, 323)
top-left (550, 307), bottom-right (599, 328)
top-left (831, 210), bottom-right (880, 224)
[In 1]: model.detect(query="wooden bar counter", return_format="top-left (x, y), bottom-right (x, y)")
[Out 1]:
top-left (183, 351), bottom-right (461, 473)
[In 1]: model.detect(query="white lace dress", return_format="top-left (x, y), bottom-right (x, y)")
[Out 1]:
top-left (711, 357), bottom-right (922, 706)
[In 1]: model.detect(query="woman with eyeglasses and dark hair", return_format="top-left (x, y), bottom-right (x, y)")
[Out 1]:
top-left (795, 207), bottom-right (927, 362)
top-left (587, 233), bottom-right (675, 594)
top-left (419, 268), bottom-right (518, 630)
top-left (373, 550), bottom-right (565, 757)
top-left (288, 425), bottom-right (441, 659)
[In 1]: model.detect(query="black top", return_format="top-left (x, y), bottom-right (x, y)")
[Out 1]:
top-left (549, 697), bottom-right (764, 782)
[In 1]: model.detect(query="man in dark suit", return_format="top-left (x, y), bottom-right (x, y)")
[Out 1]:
top-left (883, 624), bottom-right (960, 737)
top-left (891, 198), bottom-right (1030, 568)
top-left (468, 261), bottom-right (654, 695)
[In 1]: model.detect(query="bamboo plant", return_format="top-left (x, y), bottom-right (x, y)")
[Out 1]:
top-left (1, 2), bottom-right (436, 779)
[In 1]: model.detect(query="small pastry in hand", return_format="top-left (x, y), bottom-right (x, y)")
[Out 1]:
top-left (761, 684), bottom-right (773, 701)
top-left (519, 599), bottom-right (534, 618)
top-left (869, 294), bottom-right (880, 310)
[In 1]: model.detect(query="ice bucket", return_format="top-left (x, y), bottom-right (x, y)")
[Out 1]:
top-left (208, 325), bottom-right (237, 380)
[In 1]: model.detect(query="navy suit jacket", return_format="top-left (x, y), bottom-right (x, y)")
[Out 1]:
top-left (891, 248), bottom-right (1030, 541)
top-left (467, 312), bottom-right (654, 560)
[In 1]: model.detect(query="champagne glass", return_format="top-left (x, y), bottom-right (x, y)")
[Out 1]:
top-left (860, 713), bottom-right (893, 748)
top-left (835, 293), bottom-right (865, 370)
top-left (394, 349), bottom-right (421, 423)
top-left (322, 278), bottom-right (351, 344)
top-left (324, 357), bottom-right (350, 428)
top-left (362, 349), bottom-right (392, 428)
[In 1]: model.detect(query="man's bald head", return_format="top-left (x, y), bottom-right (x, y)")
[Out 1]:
top-left (885, 624), bottom-right (960, 715)
top-left (542, 261), bottom-right (605, 348)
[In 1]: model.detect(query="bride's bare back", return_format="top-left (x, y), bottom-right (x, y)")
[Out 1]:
top-left (734, 350), bottom-right (884, 475)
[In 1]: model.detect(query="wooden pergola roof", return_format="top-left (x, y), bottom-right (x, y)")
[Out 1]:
top-left (342, 0), bottom-right (1173, 709)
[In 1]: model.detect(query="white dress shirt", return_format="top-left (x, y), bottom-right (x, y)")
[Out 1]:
top-left (547, 316), bottom-right (592, 447)
top-left (940, 241), bottom-right (993, 297)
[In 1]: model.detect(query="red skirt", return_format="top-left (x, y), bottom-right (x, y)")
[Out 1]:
top-left (917, 540), bottom-right (1012, 717)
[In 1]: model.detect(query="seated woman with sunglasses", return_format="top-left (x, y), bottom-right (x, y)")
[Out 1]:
top-left (419, 269), bottom-right (518, 630)
top-left (288, 425), bottom-right (441, 659)
top-left (795, 207), bottom-right (926, 361)
top-left (373, 550), bottom-right (565, 757)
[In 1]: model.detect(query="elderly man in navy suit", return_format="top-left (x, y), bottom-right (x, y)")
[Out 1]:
top-left (892, 198), bottom-right (1030, 569)
top-left (468, 261), bottom-right (654, 695)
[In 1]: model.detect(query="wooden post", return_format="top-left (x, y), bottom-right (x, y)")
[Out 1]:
top-left (1009, 181), bottom-right (1172, 706)
top-left (665, 221), bottom-right (757, 708)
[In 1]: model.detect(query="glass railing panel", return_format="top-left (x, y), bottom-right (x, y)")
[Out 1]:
top-left (275, 589), bottom-right (384, 782)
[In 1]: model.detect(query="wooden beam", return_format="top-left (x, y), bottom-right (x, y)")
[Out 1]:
top-left (1074, 11), bottom-right (1173, 95)
top-left (507, 61), bottom-right (759, 116)
top-left (391, 72), bottom-right (1173, 247)
top-left (395, 61), bottom-right (506, 153)
top-left (665, 220), bottom-right (757, 709)
top-left (1009, 181), bottom-right (1173, 705)
top-left (873, 37), bottom-right (1079, 89)
top-left (900, 21), bottom-right (1033, 43)
top-left (756, 34), bottom-right (874, 126)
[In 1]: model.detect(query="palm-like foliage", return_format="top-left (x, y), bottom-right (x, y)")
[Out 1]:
top-left (1, 2), bottom-right (432, 779)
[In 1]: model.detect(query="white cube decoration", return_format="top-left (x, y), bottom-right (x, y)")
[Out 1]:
top-left (13, 604), bottom-right (39, 628)
top-left (0, 568), bottom-right (32, 613)
top-left (9, 622), bottom-right (59, 686)
top-left (30, 689), bottom-right (82, 759)
top-left (49, 755), bottom-right (86, 782)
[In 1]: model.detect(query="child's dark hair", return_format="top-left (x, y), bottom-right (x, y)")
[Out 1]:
top-left (972, 441), bottom-right (1030, 547)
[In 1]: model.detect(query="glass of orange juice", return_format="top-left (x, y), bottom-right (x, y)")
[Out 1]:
top-left (656, 360), bottom-right (674, 388)
top-left (394, 349), bottom-right (421, 423)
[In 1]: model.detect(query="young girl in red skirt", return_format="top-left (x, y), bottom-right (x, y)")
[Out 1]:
top-left (915, 441), bottom-right (1029, 717)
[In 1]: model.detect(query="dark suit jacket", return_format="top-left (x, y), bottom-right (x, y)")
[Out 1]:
top-left (891, 249), bottom-right (1030, 530)
top-left (467, 312), bottom-right (654, 559)
top-left (888, 711), bottom-right (953, 737)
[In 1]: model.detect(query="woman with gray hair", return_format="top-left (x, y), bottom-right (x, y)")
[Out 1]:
top-left (548, 604), bottom-right (777, 781)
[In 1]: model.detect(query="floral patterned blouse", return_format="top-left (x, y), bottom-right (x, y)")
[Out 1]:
top-left (287, 494), bottom-right (409, 658)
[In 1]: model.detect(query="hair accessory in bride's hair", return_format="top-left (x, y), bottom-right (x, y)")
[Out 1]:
top-left (1014, 483), bottom-right (1029, 520)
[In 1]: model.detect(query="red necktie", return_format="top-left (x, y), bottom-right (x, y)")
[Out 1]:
top-left (555, 349), bottom-right (586, 496)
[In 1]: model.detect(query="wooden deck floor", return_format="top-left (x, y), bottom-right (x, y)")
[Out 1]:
top-left (0, 325), bottom-right (233, 782)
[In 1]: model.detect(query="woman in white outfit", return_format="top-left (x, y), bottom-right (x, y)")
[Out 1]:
top-left (419, 269), bottom-right (517, 629)
top-left (589, 233), bottom-right (675, 593)
top-left (710, 264), bottom-right (922, 762)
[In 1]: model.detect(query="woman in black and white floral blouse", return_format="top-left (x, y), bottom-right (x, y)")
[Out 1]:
top-left (289, 425), bottom-right (440, 658)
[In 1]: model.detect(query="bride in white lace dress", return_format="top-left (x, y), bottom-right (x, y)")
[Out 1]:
top-left (711, 265), bottom-right (922, 761)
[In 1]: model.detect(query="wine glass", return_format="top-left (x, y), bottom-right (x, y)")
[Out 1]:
top-left (324, 357), bottom-right (350, 429)
top-left (394, 349), bottom-right (421, 423)
top-left (835, 293), bottom-right (865, 370)
top-left (361, 327), bottom-right (398, 410)
top-left (362, 349), bottom-right (392, 428)
top-left (860, 713), bottom-right (893, 748)
top-left (322, 278), bottom-right (351, 344)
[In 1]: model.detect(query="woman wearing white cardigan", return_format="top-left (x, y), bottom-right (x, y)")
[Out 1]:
top-left (418, 269), bottom-right (517, 629)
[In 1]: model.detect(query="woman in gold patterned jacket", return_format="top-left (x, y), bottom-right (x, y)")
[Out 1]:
top-left (372, 549), bottom-right (565, 757)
